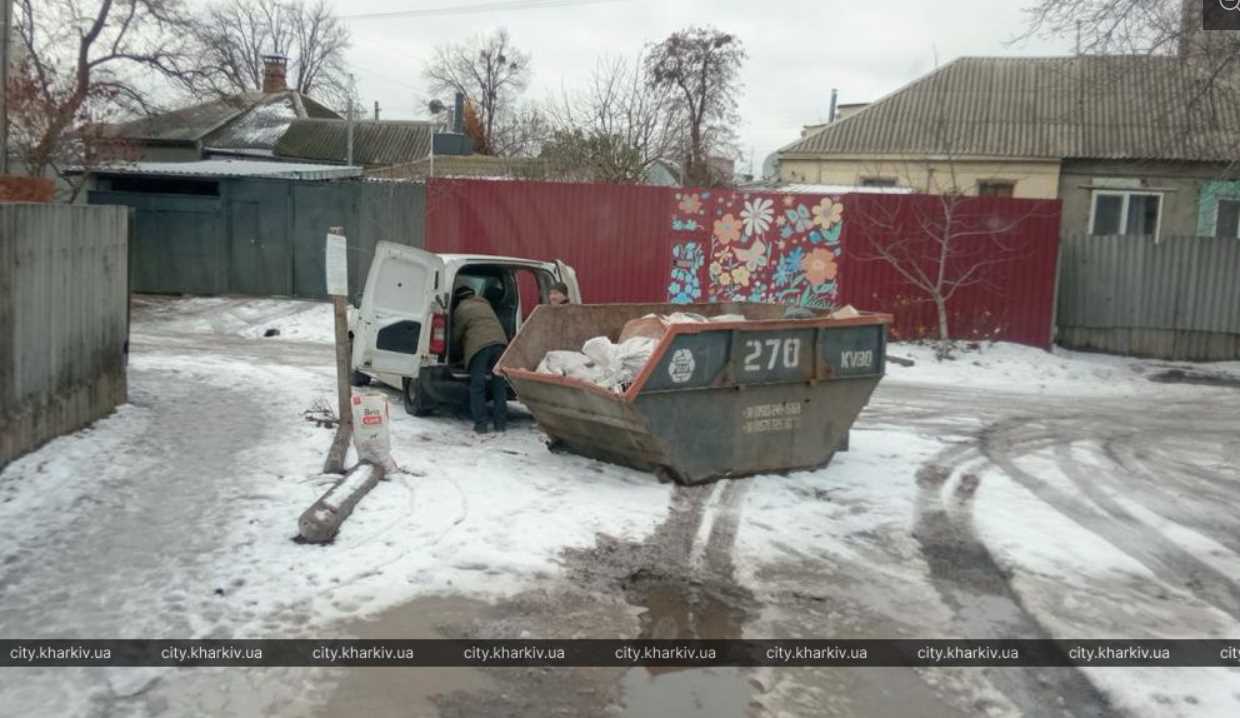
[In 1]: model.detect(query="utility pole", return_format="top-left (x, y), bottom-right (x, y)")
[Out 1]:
top-left (1, 0), bottom-right (10, 175)
top-left (346, 74), bottom-right (355, 166)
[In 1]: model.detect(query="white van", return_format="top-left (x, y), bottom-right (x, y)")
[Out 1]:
top-left (350, 241), bottom-right (581, 415)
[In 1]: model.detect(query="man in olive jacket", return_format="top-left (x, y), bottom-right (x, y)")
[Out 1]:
top-left (451, 285), bottom-right (508, 433)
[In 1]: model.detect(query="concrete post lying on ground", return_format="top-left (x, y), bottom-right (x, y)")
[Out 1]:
top-left (298, 462), bottom-right (384, 544)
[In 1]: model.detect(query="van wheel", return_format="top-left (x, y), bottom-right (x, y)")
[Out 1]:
top-left (402, 377), bottom-right (433, 417)
top-left (350, 370), bottom-right (372, 387)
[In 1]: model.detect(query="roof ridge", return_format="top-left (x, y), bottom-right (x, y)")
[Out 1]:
top-left (777, 56), bottom-right (968, 154)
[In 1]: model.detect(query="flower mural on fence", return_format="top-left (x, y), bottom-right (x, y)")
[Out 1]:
top-left (672, 191), bottom-right (708, 231)
top-left (667, 241), bottom-right (705, 304)
top-left (670, 192), bottom-right (844, 308)
top-left (812, 197), bottom-right (843, 228)
top-left (741, 197), bottom-right (774, 237)
top-left (713, 213), bottom-right (743, 246)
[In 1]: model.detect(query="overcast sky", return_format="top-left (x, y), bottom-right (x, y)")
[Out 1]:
top-left (317, 0), bottom-right (1072, 173)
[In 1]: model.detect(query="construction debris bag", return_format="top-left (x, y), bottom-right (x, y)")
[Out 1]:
top-left (351, 392), bottom-right (397, 472)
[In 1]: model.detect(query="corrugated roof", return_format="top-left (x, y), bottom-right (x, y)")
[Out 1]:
top-left (94, 159), bottom-right (361, 181)
top-left (106, 91), bottom-right (341, 147)
top-left (780, 56), bottom-right (1240, 162)
top-left (365, 154), bottom-right (546, 180)
top-left (275, 119), bottom-right (437, 167)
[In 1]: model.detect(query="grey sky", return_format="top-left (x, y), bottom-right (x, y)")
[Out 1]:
top-left (319, 0), bottom-right (1072, 173)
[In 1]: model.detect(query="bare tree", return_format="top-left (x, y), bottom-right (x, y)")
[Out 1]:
top-left (547, 53), bottom-right (684, 181)
top-left (423, 29), bottom-right (530, 156)
top-left (491, 102), bottom-right (549, 158)
top-left (178, 0), bottom-right (352, 108)
top-left (644, 26), bottom-right (745, 187)
top-left (846, 64), bottom-right (1058, 357)
top-left (10, 0), bottom-right (190, 190)
top-left (852, 191), bottom-right (1056, 357)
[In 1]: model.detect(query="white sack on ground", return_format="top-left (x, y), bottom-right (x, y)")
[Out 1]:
top-left (351, 393), bottom-right (398, 472)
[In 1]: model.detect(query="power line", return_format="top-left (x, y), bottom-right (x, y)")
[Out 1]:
top-left (341, 0), bottom-right (627, 21)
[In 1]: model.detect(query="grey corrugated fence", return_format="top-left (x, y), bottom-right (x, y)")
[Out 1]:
top-left (1057, 234), bottom-right (1240, 361)
top-left (1, 204), bottom-right (129, 468)
top-left (89, 178), bottom-right (425, 304)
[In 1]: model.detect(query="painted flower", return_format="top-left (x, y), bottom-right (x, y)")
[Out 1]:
top-left (775, 215), bottom-right (787, 226)
top-left (713, 213), bottom-right (743, 245)
top-left (781, 247), bottom-right (806, 277)
top-left (801, 247), bottom-right (839, 286)
top-left (709, 261), bottom-right (722, 277)
top-left (732, 266), bottom-right (751, 287)
top-left (812, 197), bottom-right (844, 228)
top-left (740, 197), bottom-right (774, 237)
top-left (782, 195), bottom-right (794, 207)
top-left (678, 193), bottom-right (703, 214)
top-left (719, 271), bottom-right (733, 286)
top-left (785, 205), bottom-right (813, 232)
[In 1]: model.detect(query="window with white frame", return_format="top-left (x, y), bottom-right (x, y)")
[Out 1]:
top-left (1089, 191), bottom-right (1162, 238)
top-left (1216, 198), bottom-right (1240, 239)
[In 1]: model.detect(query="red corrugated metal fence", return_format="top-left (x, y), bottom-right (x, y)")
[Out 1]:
top-left (425, 178), bottom-right (1062, 347)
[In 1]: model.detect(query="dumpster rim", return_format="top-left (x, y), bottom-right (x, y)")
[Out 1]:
top-left (500, 311), bottom-right (892, 403)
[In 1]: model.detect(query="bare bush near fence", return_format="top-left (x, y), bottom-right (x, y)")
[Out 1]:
top-left (852, 194), bottom-right (1055, 357)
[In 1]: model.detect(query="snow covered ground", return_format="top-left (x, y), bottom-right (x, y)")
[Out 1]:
top-left (886, 339), bottom-right (1240, 396)
top-left (1, 296), bottom-right (1237, 717)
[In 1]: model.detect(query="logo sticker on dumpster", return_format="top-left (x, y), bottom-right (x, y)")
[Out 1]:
top-left (668, 349), bottom-right (696, 383)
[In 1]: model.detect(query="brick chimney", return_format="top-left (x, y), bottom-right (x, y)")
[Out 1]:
top-left (261, 54), bottom-right (288, 94)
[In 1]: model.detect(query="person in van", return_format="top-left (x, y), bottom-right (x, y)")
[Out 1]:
top-left (451, 285), bottom-right (508, 433)
top-left (548, 281), bottom-right (572, 305)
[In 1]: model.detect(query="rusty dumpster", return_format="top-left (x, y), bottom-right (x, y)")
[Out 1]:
top-left (496, 302), bottom-right (891, 484)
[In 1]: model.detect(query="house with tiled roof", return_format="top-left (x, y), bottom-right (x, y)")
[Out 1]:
top-left (101, 56), bottom-right (341, 162)
top-left (778, 54), bottom-right (1240, 240)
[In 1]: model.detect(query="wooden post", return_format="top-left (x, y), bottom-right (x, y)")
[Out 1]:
top-left (298, 462), bottom-right (385, 543)
top-left (323, 227), bottom-right (352, 474)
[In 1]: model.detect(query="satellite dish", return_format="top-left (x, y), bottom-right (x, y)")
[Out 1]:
top-left (428, 99), bottom-right (445, 114)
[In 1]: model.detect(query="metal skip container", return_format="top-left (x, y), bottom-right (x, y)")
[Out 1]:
top-left (497, 302), bottom-right (892, 484)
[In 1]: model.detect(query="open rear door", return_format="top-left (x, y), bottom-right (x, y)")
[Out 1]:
top-left (554, 260), bottom-right (583, 303)
top-left (353, 242), bottom-right (445, 378)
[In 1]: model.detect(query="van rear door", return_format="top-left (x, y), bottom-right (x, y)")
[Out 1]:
top-left (554, 260), bottom-right (583, 303)
top-left (353, 241), bottom-right (445, 377)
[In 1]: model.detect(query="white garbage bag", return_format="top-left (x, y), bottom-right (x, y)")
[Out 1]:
top-left (537, 350), bottom-right (607, 384)
top-left (351, 392), bottom-right (397, 472)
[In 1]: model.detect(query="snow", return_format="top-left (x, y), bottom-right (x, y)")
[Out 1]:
top-left (972, 453), bottom-right (1240, 716)
top-left (131, 295), bottom-right (339, 344)
top-left (886, 340), bottom-right (1240, 396)
top-left (320, 464), bottom-right (378, 512)
top-left (3, 295), bottom-right (1237, 716)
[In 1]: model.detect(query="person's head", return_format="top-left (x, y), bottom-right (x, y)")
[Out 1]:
top-left (548, 281), bottom-right (570, 305)
top-left (453, 285), bottom-right (476, 308)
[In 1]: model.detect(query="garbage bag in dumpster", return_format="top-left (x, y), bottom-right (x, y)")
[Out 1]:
top-left (497, 302), bottom-right (892, 484)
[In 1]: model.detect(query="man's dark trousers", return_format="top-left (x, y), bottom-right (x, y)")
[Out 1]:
top-left (468, 344), bottom-right (508, 430)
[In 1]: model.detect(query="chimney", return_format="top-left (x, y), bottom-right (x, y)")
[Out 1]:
top-left (262, 54), bottom-right (288, 93)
